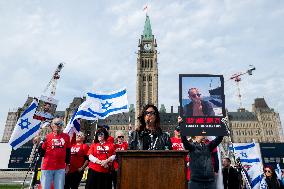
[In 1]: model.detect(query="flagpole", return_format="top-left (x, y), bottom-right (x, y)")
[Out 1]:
top-left (222, 113), bottom-right (252, 189)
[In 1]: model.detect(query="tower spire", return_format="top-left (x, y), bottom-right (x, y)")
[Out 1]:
top-left (143, 15), bottom-right (153, 40)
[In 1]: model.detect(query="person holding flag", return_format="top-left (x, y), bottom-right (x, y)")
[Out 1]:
top-left (86, 128), bottom-right (116, 189)
top-left (39, 118), bottom-right (71, 189)
top-left (64, 131), bottom-right (89, 189)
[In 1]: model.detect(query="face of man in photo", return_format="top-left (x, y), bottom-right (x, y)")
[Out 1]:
top-left (43, 103), bottom-right (51, 112)
top-left (188, 88), bottom-right (202, 103)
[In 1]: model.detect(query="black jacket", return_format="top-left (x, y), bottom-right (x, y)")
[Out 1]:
top-left (128, 129), bottom-right (172, 150)
top-left (182, 136), bottom-right (223, 182)
top-left (222, 166), bottom-right (242, 189)
top-left (265, 177), bottom-right (284, 189)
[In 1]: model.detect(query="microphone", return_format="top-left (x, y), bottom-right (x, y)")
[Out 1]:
top-left (146, 120), bottom-right (150, 126)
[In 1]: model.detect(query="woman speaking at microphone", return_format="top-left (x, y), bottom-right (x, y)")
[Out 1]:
top-left (128, 104), bottom-right (172, 150)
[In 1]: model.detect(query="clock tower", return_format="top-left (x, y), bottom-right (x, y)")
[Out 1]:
top-left (135, 14), bottom-right (158, 126)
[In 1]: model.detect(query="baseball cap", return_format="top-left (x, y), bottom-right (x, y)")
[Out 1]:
top-left (175, 126), bottom-right (181, 131)
top-left (103, 125), bottom-right (110, 130)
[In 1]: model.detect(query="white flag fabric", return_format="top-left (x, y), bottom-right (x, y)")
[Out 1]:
top-left (77, 88), bottom-right (128, 119)
top-left (64, 88), bottom-right (128, 135)
top-left (63, 108), bottom-right (82, 137)
top-left (9, 99), bottom-right (41, 150)
top-left (232, 143), bottom-right (263, 189)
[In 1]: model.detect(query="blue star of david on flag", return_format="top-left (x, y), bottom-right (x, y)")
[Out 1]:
top-left (240, 152), bottom-right (248, 158)
top-left (71, 88), bottom-right (128, 120)
top-left (18, 118), bottom-right (31, 130)
top-left (102, 101), bottom-right (113, 110)
top-left (231, 143), bottom-right (263, 189)
top-left (9, 99), bottom-right (41, 150)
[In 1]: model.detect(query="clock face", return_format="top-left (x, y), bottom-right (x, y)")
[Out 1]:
top-left (144, 43), bottom-right (152, 51)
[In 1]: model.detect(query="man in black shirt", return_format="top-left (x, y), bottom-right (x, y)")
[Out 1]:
top-left (222, 158), bottom-right (241, 189)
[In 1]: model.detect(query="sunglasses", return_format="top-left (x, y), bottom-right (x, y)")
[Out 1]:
top-left (53, 121), bottom-right (64, 127)
top-left (144, 111), bottom-right (156, 116)
top-left (118, 136), bottom-right (124, 138)
top-left (190, 93), bottom-right (201, 98)
top-left (264, 169), bottom-right (272, 173)
top-left (176, 129), bottom-right (181, 132)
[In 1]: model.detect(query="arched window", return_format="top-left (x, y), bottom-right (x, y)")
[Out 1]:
top-left (141, 59), bottom-right (144, 68)
top-left (149, 75), bottom-right (152, 81)
top-left (150, 60), bottom-right (153, 68)
top-left (143, 75), bottom-right (146, 81)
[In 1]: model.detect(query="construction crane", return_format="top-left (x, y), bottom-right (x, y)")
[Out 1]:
top-left (43, 63), bottom-right (64, 97)
top-left (230, 65), bottom-right (256, 109)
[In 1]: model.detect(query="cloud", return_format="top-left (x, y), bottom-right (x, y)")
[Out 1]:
top-left (0, 0), bottom-right (284, 138)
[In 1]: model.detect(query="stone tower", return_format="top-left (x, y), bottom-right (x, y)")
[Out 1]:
top-left (135, 15), bottom-right (158, 126)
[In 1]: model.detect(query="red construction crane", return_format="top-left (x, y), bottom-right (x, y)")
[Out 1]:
top-left (230, 65), bottom-right (256, 109)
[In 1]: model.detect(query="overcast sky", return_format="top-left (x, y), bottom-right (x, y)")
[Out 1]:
top-left (1, 0), bottom-right (284, 139)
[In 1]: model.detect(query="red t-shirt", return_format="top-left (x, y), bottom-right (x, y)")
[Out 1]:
top-left (170, 137), bottom-right (191, 181)
top-left (170, 137), bottom-right (185, 150)
top-left (113, 142), bottom-right (128, 170)
top-left (107, 136), bottom-right (114, 144)
top-left (69, 143), bottom-right (89, 173)
top-left (114, 142), bottom-right (128, 151)
top-left (88, 142), bottom-right (115, 173)
top-left (41, 132), bottom-right (71, 170)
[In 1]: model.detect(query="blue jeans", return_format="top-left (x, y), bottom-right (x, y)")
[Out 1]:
top-left (41, 169), bottom-right (65, 189)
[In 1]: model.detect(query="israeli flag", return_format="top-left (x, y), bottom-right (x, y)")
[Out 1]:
top-left (64, 108), bottom-right (81, 136)
top-left (64, 88), bottom-right (128, 135)
top-left (79, 88), bottom-right (128, 119)
top-left (9, 99), bottom-right (41, 150)
top-left (232, 143), bottom-right (263, 189)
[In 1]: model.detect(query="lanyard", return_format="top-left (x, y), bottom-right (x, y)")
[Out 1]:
top-left (149, 134), bottom-right (158, 150)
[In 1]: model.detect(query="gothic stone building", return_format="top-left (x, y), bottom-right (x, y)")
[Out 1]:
top-left (228, 98), bottom-right (283, 143)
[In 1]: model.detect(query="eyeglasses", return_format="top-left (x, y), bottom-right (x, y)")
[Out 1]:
top-left (117, 136), bottom-right (124, 138)
top-left (144, 111), bottom-right (156, 116)
top-left (190, 93), bottom-right (201, 98)
top-left (176, 129), bottom-right (181, 132)
top-left (264, 169), bottom-right (272, 173)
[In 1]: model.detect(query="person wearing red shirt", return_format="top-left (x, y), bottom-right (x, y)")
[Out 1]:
top-left (98, 125), bottom-right (114, 144)
top-left (39, 118), bottom-right (71, 189)
top-left (64, 132), bottom-right (89, 189)
top-left (86, 128), bottom-right (115, 189)
top-left (104, 125), bottom-right (114, 144)
top-left (170, 126), bottom-right (191, 181)
top-left (112, 131), bottom-right (128, 189)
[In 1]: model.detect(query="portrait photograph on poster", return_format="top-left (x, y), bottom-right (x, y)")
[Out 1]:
top-left (179, 74), bottom-right (228, 136)
top-left (33, 95), bottom-right (58, 122)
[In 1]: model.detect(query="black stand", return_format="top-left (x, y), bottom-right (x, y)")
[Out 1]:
top-left (21, 143), bottom-right (42, 189)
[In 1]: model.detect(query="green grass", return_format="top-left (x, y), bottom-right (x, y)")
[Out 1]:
top-left (0, 184), bottom-right (24, 189)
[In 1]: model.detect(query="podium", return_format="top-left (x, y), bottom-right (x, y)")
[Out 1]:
top-left (116, 150), bottom-right (188, 189)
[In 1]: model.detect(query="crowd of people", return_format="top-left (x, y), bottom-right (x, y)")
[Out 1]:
top-left (36, 104), bottom-right (284, 189)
